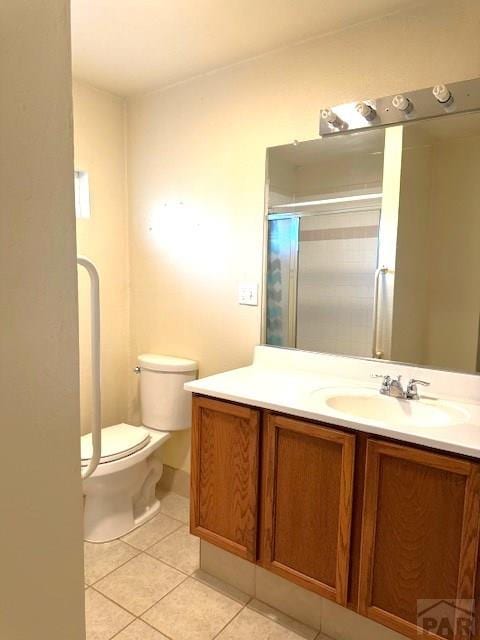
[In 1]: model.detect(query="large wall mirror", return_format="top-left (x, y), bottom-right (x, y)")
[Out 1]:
top-left (264, 106), bottom-right (480, 375)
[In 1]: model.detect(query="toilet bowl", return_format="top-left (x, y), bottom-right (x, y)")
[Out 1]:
top-left (82, 354), bottom-right (197, 543)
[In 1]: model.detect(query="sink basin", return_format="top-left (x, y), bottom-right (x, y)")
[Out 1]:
top-left (310, 387), bottom-right (469, 428)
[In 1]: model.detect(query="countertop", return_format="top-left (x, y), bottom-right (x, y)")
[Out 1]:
top-left (185, 364), bottom-right (480, 459)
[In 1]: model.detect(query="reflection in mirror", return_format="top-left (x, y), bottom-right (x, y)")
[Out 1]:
top-left (266, 130), bottom-right (385, 356)
top-left (264, 110), bottom-right (480, 375)
top-left (393, 112), bottom-right (480, 373)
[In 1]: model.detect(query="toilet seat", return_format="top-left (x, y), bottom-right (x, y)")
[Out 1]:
top-left (81, 423), bottom-right (151, 466)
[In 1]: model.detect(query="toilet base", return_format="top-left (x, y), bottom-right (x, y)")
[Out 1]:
top-left (83, 450), bottom-right (165, 543)
top-left (84, 499), bottom-right (161, 543)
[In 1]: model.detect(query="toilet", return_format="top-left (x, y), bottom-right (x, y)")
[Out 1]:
top-left (81, 353), bottom-right (198, 543)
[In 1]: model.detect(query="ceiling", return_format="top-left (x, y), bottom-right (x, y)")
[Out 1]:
top-left (71, 0), bottom-right (414, 97)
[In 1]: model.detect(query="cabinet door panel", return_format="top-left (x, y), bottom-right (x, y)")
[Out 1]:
top-left (190, 396), bottom-right (260, 561)
top-left (262, 414), bottom-right (355, 605)
top-left (359, 439), bottom-right (480, 640)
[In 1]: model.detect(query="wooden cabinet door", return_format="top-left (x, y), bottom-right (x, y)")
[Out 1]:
top-left (358, 439), bottom-right (480, 640)
top-left (190, 396), bottom-right (260, 561)
top-left (261, 413), bottom-right (355, 605)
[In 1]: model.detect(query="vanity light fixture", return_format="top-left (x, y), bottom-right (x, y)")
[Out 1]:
top-left (392, 94), bottom-right (413, 114)
top-left (433, 83), bottom-right (454, 106)
top-left (321, 108), bottom-right (348, 131)
top-left (355, 102), bottom-right (377, 121)
top-left (319, 77), bottom-right (480, 136)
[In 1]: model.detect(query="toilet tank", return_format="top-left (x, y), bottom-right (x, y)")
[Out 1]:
top-left (138, 354), bottom-right (198, 431)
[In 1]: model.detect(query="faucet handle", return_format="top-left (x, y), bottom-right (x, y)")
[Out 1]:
top-left (409, 378), bottom-right (430, 386)
top-left (406, 378), bottom-right (430, 400)
top-left (371, 373), bottom-right (392, 394)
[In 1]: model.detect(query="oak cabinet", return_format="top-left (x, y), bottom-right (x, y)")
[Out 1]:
top-left (190, 395), bottom-right (480, 639)
top-left (190, 396), bottom-right (260, 561)
top-left (358, 439), bottom-right (480, 640)
top-left (261, 413), bottom-right (355, 605)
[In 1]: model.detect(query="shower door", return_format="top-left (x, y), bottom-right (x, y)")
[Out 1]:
top-left (296, 208), bottom-right (381, 356)
top-left (265, 217), bottom-right (299, 347)
top-left (265, 209), bottom-right (381, 357)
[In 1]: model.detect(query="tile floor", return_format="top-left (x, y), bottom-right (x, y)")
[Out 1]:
top-left (84, 491), bottom-right (327, 640)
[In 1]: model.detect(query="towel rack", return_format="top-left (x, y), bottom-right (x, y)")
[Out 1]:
top-left (372, 266), bottom-right (389, 359)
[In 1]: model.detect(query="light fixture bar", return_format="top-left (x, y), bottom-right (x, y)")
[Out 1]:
top-left (319, 77), bottom-right (480, 136)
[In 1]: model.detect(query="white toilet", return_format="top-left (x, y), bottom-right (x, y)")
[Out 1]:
top-left (81, 353), bottom-right (198, 543)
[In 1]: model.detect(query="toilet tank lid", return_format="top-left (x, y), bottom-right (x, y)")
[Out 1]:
top-left (138, 353), bottom-right (198, 373)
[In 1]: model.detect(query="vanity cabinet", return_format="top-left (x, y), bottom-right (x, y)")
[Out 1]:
top-left (358, 439), bottom-right (480, 640)
top-left (261, 413), bottom-right (355, 605)
top-left (190, 395), bottom-right (480, 639)
top-left (190, 397), bottom-right (260, 561)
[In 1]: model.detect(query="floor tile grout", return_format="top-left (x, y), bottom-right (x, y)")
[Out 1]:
top-left (85, 545), bottom-right (141, 587)
top-left (137, 571), bottom-right (251, 638)
top-left (85, 587), bottom-right (134, 640)
top-left (137, 522), bottom-right (185, 554)
top-left (95, 530), bottom-right (198, 587)
top-left (188, 571), bottom-right (247, 602)
top-left (89, 547), bottom-right (317, 639)
top-left (84, 493), bottom-right (192, 639)
top-left (211, 598), bottom-right (252, 640)
top-left (97, 569), bottom-right (190, 618)
top-left (254, 597), bottom-right (320, 636)
top-left (121, 525), bottom-right (182, 554)
top-left (143, 548), bottom-right (194, 577)
top-left (138, 574), bottom-right (190, 619)
top-left (86, 491), bottom-right (319, 640)
top-left (90, 571), bottom-right (190, 638)
top-left (245, 597), bottom-right (319, 639)
top-left (86, 518), bottom-right (187, 587)
top-left (121, 514), bottom-right (186, 551)
top-left (140, 617), bottom-right (177, 640)
top-left (109, 615), bottom-right (177, 640)
top-left (95, 581), bottom-right (317, 640)
top-left (89, 585), bottom-right (140, 619)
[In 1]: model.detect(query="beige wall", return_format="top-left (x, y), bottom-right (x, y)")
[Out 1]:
top-left (0, 2), bottom-right (85, 638)
top-left (73, 81), bottom-right (130, 434)
top-left (126, 0), bottom-right (480, 471)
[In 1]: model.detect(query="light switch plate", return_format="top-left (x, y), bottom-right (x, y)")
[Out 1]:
top-left (238, 283), bottom-right (258, 306)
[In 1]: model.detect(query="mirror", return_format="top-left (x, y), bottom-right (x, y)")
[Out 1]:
top-left (264, 109), bottom-right (480, 375)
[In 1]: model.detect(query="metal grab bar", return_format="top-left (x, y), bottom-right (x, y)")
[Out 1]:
top-left (372, 266), bottom-right (389, 359)
top-left (77, 256), bottom-right (102, 480)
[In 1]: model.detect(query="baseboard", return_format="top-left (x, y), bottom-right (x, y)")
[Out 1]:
top-left (157, 464), bottom-right (190, 498)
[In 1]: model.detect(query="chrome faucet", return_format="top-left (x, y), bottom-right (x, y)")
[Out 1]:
top-left (405, 378), bottom-right (431, 400)
top-left (372, 374), bottom-right (430, 400)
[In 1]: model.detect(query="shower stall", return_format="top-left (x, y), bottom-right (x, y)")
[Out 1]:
top-left (265, 205), bottom-right (382, 357)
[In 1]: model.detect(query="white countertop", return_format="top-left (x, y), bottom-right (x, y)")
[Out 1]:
top-left (185, 352), bottom-right (480, 459)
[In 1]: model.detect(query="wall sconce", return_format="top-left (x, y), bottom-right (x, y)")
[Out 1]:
top-left (433, 84), bottom-right (453, 106)
top-left (321, 108), bottom-right (348, 131)
top-left (392, 94), bottom-right (413, 114)
top-left (355, 102), bottom-right (377, 122)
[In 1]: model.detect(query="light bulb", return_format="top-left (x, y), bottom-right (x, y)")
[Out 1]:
top-left (321, 108), bottom-right (347, 130)
top-left (392, 94), bottom-right (413, 113)
top-left (355, 102), bottom-right (376, 122)
top-left (433, 84), bottom-right (453, 105)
